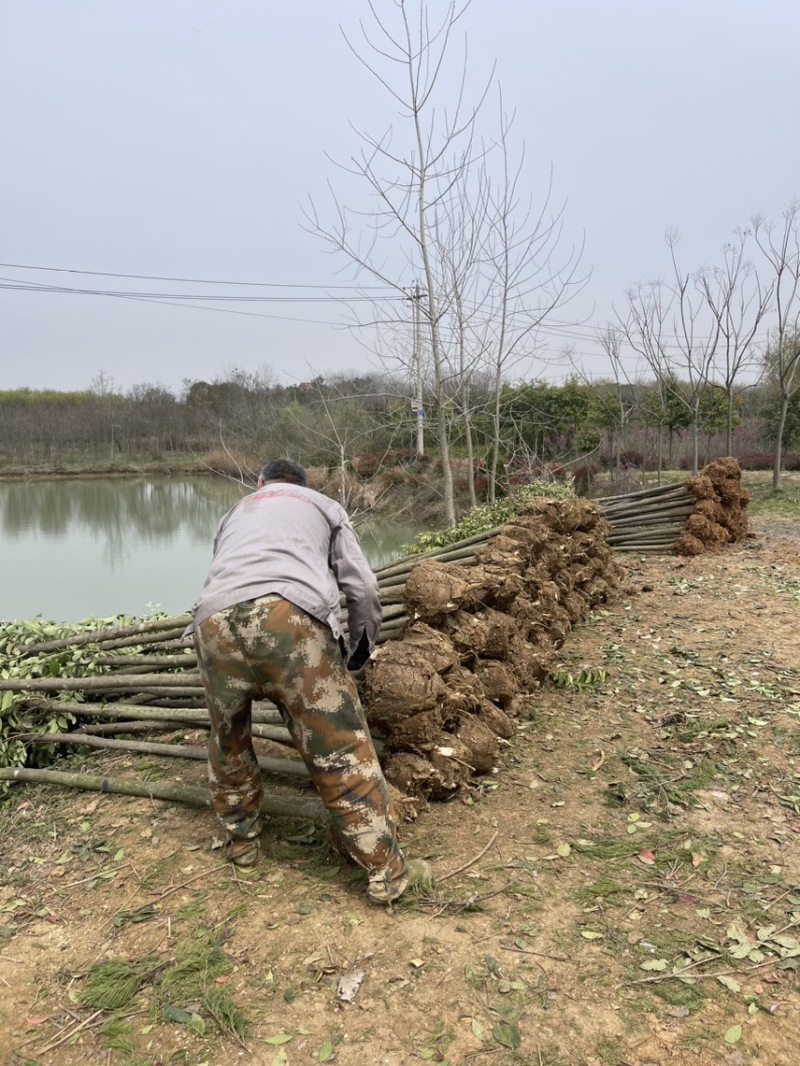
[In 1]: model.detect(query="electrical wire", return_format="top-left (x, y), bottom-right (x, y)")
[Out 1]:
top-left (0, 278), bottom-right (402, 304)
top-left (0, 260), bottom-right (396, 291)
top-left (0, 267), bottom-right (770, 354)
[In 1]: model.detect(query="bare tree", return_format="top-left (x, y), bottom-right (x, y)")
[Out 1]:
top-left (621, 235), bottom-right (721, 476)
top-left (306, 1), bottom-right (583, 524)
top-left (594, 325), bottom-right (636, 471)
top-left (478, 101), bottom-right (586, 501)
top-left (619, 280), bottom-right (673, 480)
top-left (699, 229), bottom-right (773, 454)
top-left (664, 234), bottom-right (721, 474)
top-left (754, 202), bottom-right (800, 489)
top-left (305, 0), bottom-right (494, 525)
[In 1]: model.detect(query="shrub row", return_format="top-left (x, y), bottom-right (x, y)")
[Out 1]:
top-left (737, 452), bottom-right (800, 471)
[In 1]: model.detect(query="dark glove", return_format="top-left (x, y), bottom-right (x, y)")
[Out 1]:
top-left (347, 630), bottom-right (372, 672)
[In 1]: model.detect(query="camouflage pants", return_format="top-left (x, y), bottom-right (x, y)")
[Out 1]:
top-left (194, 595), bottom-right (409, 901)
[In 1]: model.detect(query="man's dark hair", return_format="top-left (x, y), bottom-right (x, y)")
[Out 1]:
top-left (259, 460), bottom-right (308, 486)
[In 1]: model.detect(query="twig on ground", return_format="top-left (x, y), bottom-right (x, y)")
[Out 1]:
top-left (501, 941), bottom-right (568, 962)
top-left (591, 750), bottom-right (605, 772)
top-left (34, 1008), bottom-right (105, 1056)
top-left (438, 831), bottom-right (499, 883)
top-left (61, 863), bottom-right (131, 889)
top-left (624, 945), bottom-right (800, 987)
top-left (148, 862), bottom-right (231, 904)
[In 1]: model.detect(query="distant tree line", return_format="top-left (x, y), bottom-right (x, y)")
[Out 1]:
top-left (1, 365), bottom-right (797, 495)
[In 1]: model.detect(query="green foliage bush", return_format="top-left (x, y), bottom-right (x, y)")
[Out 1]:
top-left (0, 615), bottom-right (142, 782)
top-left (401, 479), bottom-right (576, 555)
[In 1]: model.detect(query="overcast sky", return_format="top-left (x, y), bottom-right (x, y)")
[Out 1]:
top-left (2, 0), bottom-right (798, 395)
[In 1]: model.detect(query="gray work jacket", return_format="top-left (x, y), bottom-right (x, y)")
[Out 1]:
top-left (190, 483), bottom-right (381, 653)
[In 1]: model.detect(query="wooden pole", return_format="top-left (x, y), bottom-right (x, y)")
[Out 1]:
top-left (0, 766), bottom-right (326, 822)
top-left (26, 732), bottom-right (311, 778)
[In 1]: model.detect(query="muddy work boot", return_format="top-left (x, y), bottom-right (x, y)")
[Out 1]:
top-left (367, 858), bottom-right (433, 904)
top-left (223, 837), bottom-right (261, 867)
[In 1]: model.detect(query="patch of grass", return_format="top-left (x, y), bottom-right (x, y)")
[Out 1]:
top-left (158, 928), bottom-right (233, 1002)
top-left (649, 979), bottom-right (708, 1011)
top-left (100, 1018), bottom-right (150, 1064)
top-left (177, 897), bottom-right (207, 924)
top-left (202, 983), bottom-right (249, 1043)
top-left (596, 1039), bottom-right (622, 1065)
top-left (746, 472), bottom-right (800, 518)
top-left (531, 824), bottom-right (552, 845)
top-left (81, 956), bottom-right (159, 1009)
top-left (140, 765), bottom-right (169, 782)
top-left (571, 836), bottom-right (637, 860)
top-left (621, 752), bottom-right (718, 814)
top-left (573, 878), bottom-right (627, 906)
top-left (156, 927), bottom-right (249, 1041)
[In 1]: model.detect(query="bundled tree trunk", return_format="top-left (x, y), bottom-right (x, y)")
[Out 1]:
top-left (0, 460), bottom-right (749, 816)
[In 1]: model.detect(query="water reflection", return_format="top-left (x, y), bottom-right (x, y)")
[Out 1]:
top-left (0, 478), bottom-right (419, 622)
top-left (0, 478), bottom-right (243, 566)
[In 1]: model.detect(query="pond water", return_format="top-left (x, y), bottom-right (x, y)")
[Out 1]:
top-left (0, 478), bottom-right (421, 623)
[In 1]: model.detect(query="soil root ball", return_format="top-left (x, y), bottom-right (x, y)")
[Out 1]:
top-left (359, 496), bottom-right (627, 814)
top-left (388, 783), bottom-right (426, 822)
top-left (384, 707), bottom-right (446, 751)
top-left (384, 753), bottom-right (436, 800)
top-left (473, 660), bottom-right (518, 706)
top-left (455, 714), bottom-right (499, 773)
top-left (460, 565), bottom-right (527, 611)
top-left (476, 698), bottom-right (516, 739)
top-left (425, 735), bottom-right (474, 798)
top-left (452, 609), bottom-right (519, 660)
top-left (402, 562), bottom-right (477, 625)
top-left (362, 623), bottom-right (457, 731)
top-left (681, 458), bottom-right (749, 552)
top-left (674, 532), bottom-right (705, 556)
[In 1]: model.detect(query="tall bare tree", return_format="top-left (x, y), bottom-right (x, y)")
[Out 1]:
top-left (699, 229), bottom-right (773, 454)
top-left (754, 202), bottom-right (800, 488)
top-left (306, 0), bottom-right (495, 525)
top-left (594, 324), bottom-right (636, 470)
top-left (619, 280), bottom-right (673, 480)
top-left (664, 234), bottom-right (721, 474)
top-left (306, 2), bottom-right (583, 522)
top-left (621, 235), bottom-right (720, 476)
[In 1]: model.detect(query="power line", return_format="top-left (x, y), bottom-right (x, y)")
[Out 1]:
top-left (0, 271), bottom-right (771, 353)
top-left (0, 260), bottom-right (396, 291)
top-left (0, 278), bottom-right (403, 304)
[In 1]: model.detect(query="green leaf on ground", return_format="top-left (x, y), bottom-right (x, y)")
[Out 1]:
top-left (493, 1022), bottom-right (522, 1049)
top-left (163, 1005), bottom-right (192, 1024)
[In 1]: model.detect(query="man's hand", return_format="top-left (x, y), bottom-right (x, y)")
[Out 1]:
top-left (347, 631), bottom-right (371, 672)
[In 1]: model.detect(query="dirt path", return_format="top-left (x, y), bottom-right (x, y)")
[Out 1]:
top-left (1, 524), bottom-right (799, 1066)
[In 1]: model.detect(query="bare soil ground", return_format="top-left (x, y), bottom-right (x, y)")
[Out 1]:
top-left (1, 519), bottom-right (798, 1066)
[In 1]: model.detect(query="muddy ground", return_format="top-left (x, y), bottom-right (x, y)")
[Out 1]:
top-left (0, 517), bottom-right (798, 1066)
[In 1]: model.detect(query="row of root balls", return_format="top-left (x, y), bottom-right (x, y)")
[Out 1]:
top-left (359, 499), bottom-right (626, 817)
